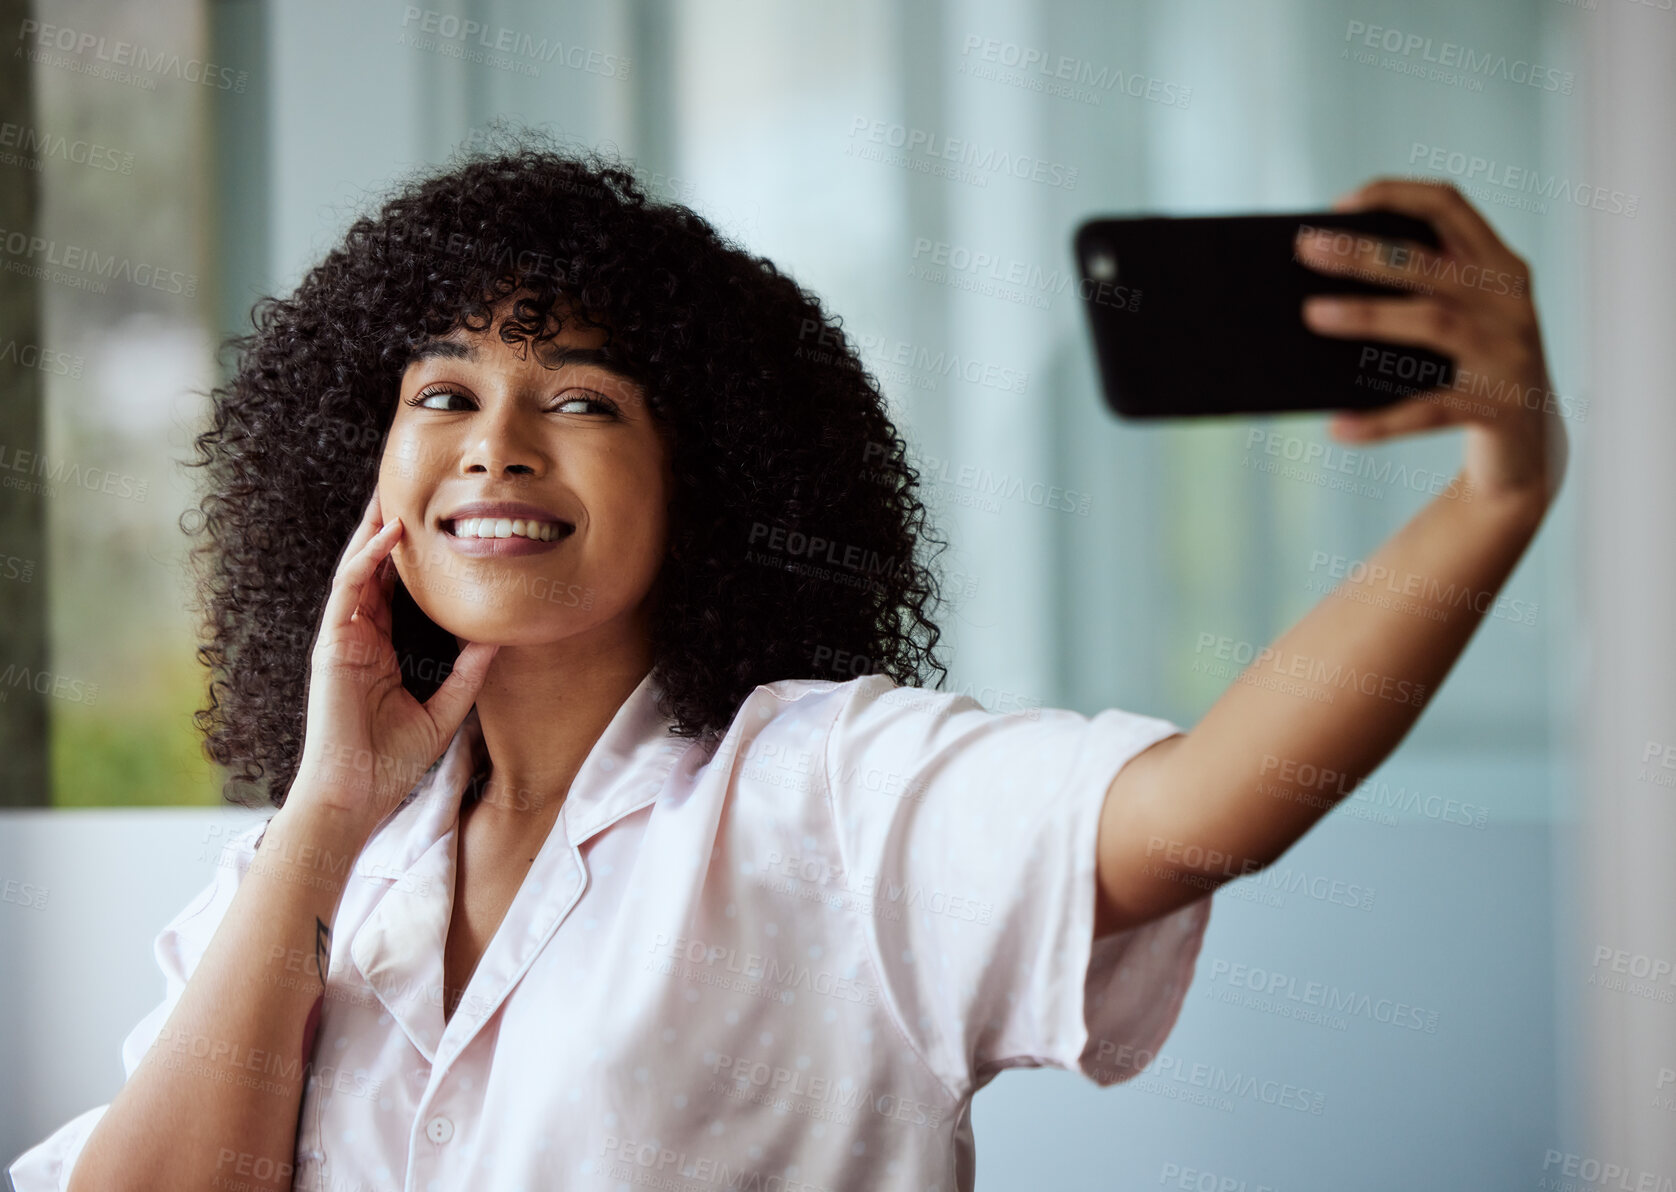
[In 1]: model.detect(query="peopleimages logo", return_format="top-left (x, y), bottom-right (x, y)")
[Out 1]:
top-left (0, 122), bottom-right (134, 175)
top-left (1342, 20), bottom-right (1574, 94)
top-left (956, 35), bottom-right (1193, 109)
top-left (0, 227), bottom-right (197, 297)
top-left (1195, 631), bottom-right (1428, 710)
top-left (1242, 428), bottom-right (1475, 502)
top-left (0, 338), bottom-right (83, 378)
top-left (1206, 959), bottom-right (1440, 1033)
top-left (847, 117), bottom-right (1079, 190)
top-left (1408, 143), bottom-right (1638, 217)
top-left (908, 236), bottom-right (1141, 312)
top-left (15, 19), bottom-right (250, 91)
top-left (397, 7), bottom-right (631, 78)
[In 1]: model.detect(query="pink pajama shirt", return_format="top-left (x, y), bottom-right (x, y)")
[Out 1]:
top-left (10, 669), bottom-right (1211, 1191)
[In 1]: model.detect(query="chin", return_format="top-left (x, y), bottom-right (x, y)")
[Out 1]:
top-left (415, 584), bottom-right (590, 646)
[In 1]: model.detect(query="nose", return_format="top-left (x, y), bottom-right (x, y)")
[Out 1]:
top-left (459, 401), bottom-right (544, 478)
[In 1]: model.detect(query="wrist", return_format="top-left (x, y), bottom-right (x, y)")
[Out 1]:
top-left (1460, 408), bottom-right (1568, 512)
top-left (1447, 468), bottom-right (1554, 545)
top-left (274, 782), bottom-right (382, 853)
top-left (241, 800), bottom-right (374, 903)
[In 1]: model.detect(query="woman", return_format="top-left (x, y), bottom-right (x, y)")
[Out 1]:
top-left (14, 133), bottom-right (1563, 1192)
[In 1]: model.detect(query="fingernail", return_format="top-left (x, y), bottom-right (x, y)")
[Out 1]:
top-left (1303, 298), bottom-right (1342, 326)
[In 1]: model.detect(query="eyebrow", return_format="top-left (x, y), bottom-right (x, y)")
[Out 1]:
top-left (404, 338), bottom-right (640, 382)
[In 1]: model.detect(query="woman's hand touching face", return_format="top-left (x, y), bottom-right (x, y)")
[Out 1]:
top-left (1293, 178), bottom-right (1569, 515)
top-left (290, 488), bottom-right (500, 833)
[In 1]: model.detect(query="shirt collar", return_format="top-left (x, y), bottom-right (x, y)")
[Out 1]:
top-left (352, 665), bottom-right (689, 883)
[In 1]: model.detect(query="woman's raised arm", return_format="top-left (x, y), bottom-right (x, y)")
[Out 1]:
top-left (1095, 179), bottom-right (1568, 935)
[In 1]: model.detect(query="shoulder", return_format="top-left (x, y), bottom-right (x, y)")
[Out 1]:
top-left (751, 671), bottom-right (974, 712)
top-left (750, 673), bottom-right (863, 705)
top-left (724, 674), bottom-right (999, 789)
top-left (707, 673), bottom-right (929, 765)
top-left (738, 673), bottom-right (977, 739)
top-left (714, 673), bottom-right (1074, 792)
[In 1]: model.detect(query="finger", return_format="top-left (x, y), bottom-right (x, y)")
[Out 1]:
top-left (423, 640), bottom-right (501, 737)
top-left (334, 489), bottom-right (387, 575)
top-left (321, 519), bottom-right (403, 639)
top-left (1295, 226), bottom-right (1453, 296)
top-left (1331, 397), bottom-right (1456, 443)
top-left (373, 555), bottom-right (398, 636)
top-left (1331, 178), bottom-right (1507, 265)
top-left (1302, 294), bottom-right (1477, 356)
top-left (363, 554), bottom-right (396, 639)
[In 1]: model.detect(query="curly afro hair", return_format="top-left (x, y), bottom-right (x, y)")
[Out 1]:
top-left (184, 128), bottom-right (953, 808)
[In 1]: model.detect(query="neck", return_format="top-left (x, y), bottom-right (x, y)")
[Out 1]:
top-left (458, 619), bottom-right (655, 841)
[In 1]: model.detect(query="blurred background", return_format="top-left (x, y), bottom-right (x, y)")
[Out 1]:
top-left (2, 0), bottom-right (1671, 1188)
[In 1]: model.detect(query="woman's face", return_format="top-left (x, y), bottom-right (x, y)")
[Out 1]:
top-left (378, 305), bottom-right (674, 649)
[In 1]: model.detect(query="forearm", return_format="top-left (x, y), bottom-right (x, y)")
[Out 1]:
top-left (1161, 476), bottom-right (1549, 878)
top-left (68, 796), bottom-right (372, 1192)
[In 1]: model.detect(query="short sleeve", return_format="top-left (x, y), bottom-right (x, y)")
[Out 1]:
top-left (823, 674), bottom-right (1211, 1097)
top-left (6, 818), bottom-right (272, 1192)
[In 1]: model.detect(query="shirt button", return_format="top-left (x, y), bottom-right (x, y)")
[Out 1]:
top-left (425, 1115), bottom-right (454, 1143)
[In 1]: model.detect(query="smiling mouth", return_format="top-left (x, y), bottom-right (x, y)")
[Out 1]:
top-left (443, 516), bottom-right (574, 543)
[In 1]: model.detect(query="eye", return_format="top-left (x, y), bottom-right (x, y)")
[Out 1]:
top-left (403, 385), bottom-right (619, 416)
top-left (406, 384), bottom-right (473, 410)
top-left (552, 391), bottom-right (620, 416)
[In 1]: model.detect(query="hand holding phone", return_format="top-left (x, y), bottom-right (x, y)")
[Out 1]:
top-left (1074, 207), bottom-right (1454, 419)
top-left (1077, 178), bottom-right (1567, 508)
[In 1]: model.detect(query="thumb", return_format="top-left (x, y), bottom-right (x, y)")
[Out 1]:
top-left (424, 640), bottom-right (501, 737)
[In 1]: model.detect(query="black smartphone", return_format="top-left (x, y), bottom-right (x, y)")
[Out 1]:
top-left (1072, 209), bottom-right (1455, 419)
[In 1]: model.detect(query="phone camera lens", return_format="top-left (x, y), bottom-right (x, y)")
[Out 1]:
top-left (1087, 249), bottom-right (1118, 282)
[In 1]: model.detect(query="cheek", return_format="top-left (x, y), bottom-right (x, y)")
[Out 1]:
top-left (620, 466), bottom-right (673, 551)
top-left (378, 433), bottom-right (428, 574)
top-left (590, 443), bottom-right (669, 525)
top-left (380, 425), bottom-right (427, 487)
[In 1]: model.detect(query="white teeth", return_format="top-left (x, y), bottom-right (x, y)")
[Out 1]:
top-left (450, 517), bottom-right (565, 541)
